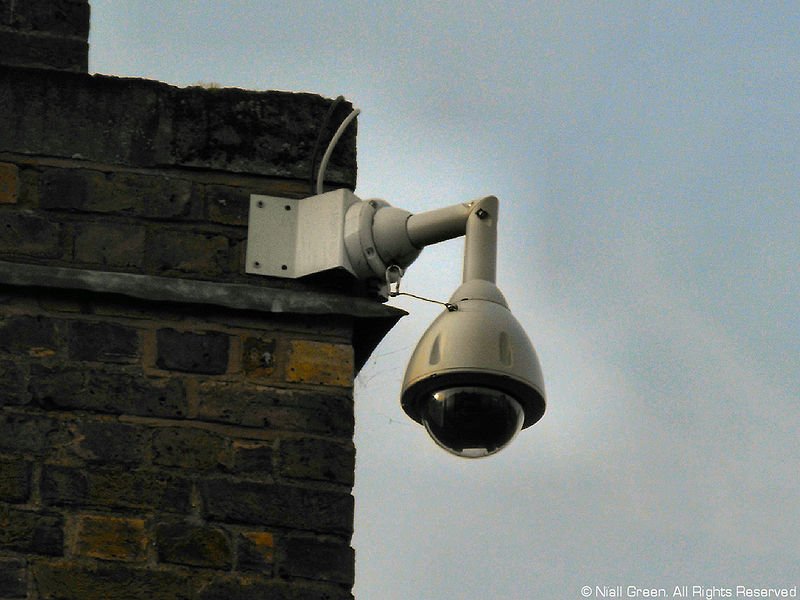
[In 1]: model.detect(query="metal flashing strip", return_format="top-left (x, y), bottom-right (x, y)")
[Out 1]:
top-left (0, 260), bottom-right (403, 320)
top-left (0, 260), bottom-right (404, 371)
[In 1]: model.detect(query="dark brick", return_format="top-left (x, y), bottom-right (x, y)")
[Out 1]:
top-left (156, 328), bottom-right (230, 374)
top-left (196, 382), bottom-right (354, 438)
top-left (152, 427), bottom-right (228, 470)
top-left (0, 412), bottom-right (63, 456)
top-left (40, 168), bottom-right (199, 220)
top-left (0, 210), bottom-right (62, 258)
top-left (281, 537), bottom-right (354, 585)
top-left (0, 457), bottom-right (32, 503)
top-left (41, 465), bottom-right (191, 512)
top-left (0, 359), bottom-right (29, 406)
top-left (0, 556), bottom-right (27, 598)
top-left (155, 521), bottom-right (232, 569)
top-left (68, 320), bottom-right (140, 363)
top-left (0, 314), bottom-right (59, 356)
top-left (5, 0), bottom-right (91, 38)
top-left (0, 68), bottom-right (356, 182)
top-left (200, 478), bottom-right (353, 534)
top-left (145, 229), bottom-right (240, 278)
top-left (231, 441), bottom-right (274, 475)
top-left (205, 184), bottom-right (252, 226)
top-left (0, 505), bottom-right (63, 556)
top-left (32, 562), bottom-right (193, 600)
top-left (0, 30), bottom-right (88, 72)
top-left (29, 364), bottom-right (188, 418)
top-left (73, 222), bottom-right (146, 270)
top-left (196, 576), bottom-right (353, 600)
top-left (279, 438), bottom-right (355, 486)
top-left (71, 420), bottom-right (148, 465)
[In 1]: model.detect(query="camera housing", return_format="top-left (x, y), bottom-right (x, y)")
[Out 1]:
top-left (246, 190), bottom-right (546, 458)
top-left (401, 279), bottom-right (545, 458)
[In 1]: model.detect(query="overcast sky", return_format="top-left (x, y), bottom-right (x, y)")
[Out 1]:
top-left (89, 2), bottom-right (798, 598)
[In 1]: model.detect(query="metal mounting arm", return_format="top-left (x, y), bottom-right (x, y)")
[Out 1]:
top-left (245, 190), bottom-right (502, 298)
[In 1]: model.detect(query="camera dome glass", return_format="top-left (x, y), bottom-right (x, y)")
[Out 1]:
top-left (421, 386), bottom-right (525, 458)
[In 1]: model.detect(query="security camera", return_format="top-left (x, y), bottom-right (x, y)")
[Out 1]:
top-left (401, 279), bottom-right (545, 458)
top-left (246, 191), bottom-right (546, 458)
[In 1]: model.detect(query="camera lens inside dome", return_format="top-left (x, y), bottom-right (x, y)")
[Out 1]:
top-left (420, 386), bottom-right (524, 458)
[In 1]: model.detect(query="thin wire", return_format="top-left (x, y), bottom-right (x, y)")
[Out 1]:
top-left (389, 290), bottom-right (458, 311)
top-left (308, 96), bottom-right (344, 195)
top-left (385, 265), bottom-right (457, 311)
top-left (316, 107), bottom-right (361, 195)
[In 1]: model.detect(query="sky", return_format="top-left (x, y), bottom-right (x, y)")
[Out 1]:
top-left (88, 2), bottom-right (799, 598)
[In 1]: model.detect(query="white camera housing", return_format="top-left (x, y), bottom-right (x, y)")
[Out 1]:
top-left (401, 279), bottom-right (545, 458)
top-left (246, 190), bottom-right (546, 458)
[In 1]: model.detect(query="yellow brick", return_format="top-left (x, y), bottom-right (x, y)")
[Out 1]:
top-left (242, 531), bottom-right (274, 563)
top-left (0, 163), bottom-right (19, 204)
top-left (75, 515), bottom-right (148, 562)
top-left (286, 340), bottom-right (353, 387)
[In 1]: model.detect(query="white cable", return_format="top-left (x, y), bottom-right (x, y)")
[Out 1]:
top-left (316, 108), bottom-right (361, 195)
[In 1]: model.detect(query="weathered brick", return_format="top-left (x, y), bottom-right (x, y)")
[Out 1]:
top-left (0, 359), bottom-right (29, 406)
top-left (29, 364), bottom-right (188, 418)
top-left (73, 222), bottom-right (146, 270)
top-left (0, 457), bottom-right (32, 503)
top-left (205, 184), bottom-right (251, 226)
top-left (6, 0), bottom-right (91, 38)
top-left (0, 411), bottom-right (64, 456)
top-left (242, 336), bottom-right (277, 379)
top-left (0, 209), bottom-right (63, 258)
top-left (71, 420), bottom-right (148, 465)
top-left (32, 562), bottom-right (193, 600)
top-left (0, 556), bottom-right (27, 598)
top-left (286, 340), bottom-right (353, 387)
top-left (236, 531), bottom-right (274, 573)
top-left (279, 438), bottom-right (355, 486)
top-left (156, 328), bottom-right (230, 374)
top-left (41, 465), bottom-right (191, 513)
top-left (152, 427), bottom-right (228, 470)
top-left (74, 515), bottom-right (148, 562)
top-left (231, 441), bottom-right (274, 475)
top-left (196, 576), bottom-right (353, 600)
top-left (155, 520), bottom-right (232, 569)
top-left (0, 69), bottom-right (356, 182)
top-left (0, 314), bottom-right (59, 357)
top-left (200, 478), bottom-right (353, 534)
top-left (68, 320), bottom-right (140, 363)
top-left (0, 162), bottom-right (19, 204)
top-left (281, 537), bottom-right (354, 585)
top-left (145, 229), bottom-right (240, 278)
top-left (0, 30), bottom-right (88, 72)
top-left (40, 168), bottom-right (199, 219)
top-left (196, 382), bottom-right (354, 438)
top-left (0, 505), bottom-right (63, 556)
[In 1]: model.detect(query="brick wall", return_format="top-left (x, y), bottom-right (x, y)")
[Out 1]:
top-left (0, 0), bottom-right (90, 73)
top-left (0, 2), bottom-right (401, 598)
top-left (0, 287), bottom-right (360, 599)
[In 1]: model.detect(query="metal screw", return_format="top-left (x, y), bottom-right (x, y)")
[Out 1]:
top-left (476, 208), bottom-right (489, 219)
top-left (253, 261), bottom-right (261, 269)
top-left (256, 200), bottom-right (265, 208)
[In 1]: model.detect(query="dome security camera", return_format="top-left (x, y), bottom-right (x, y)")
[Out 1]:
top-left (364, 194), bottom-right (546, 458)
top-left (401, 279), bottom-right (545, 458)
top-left (246, 190), bottom-right (546, 458)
